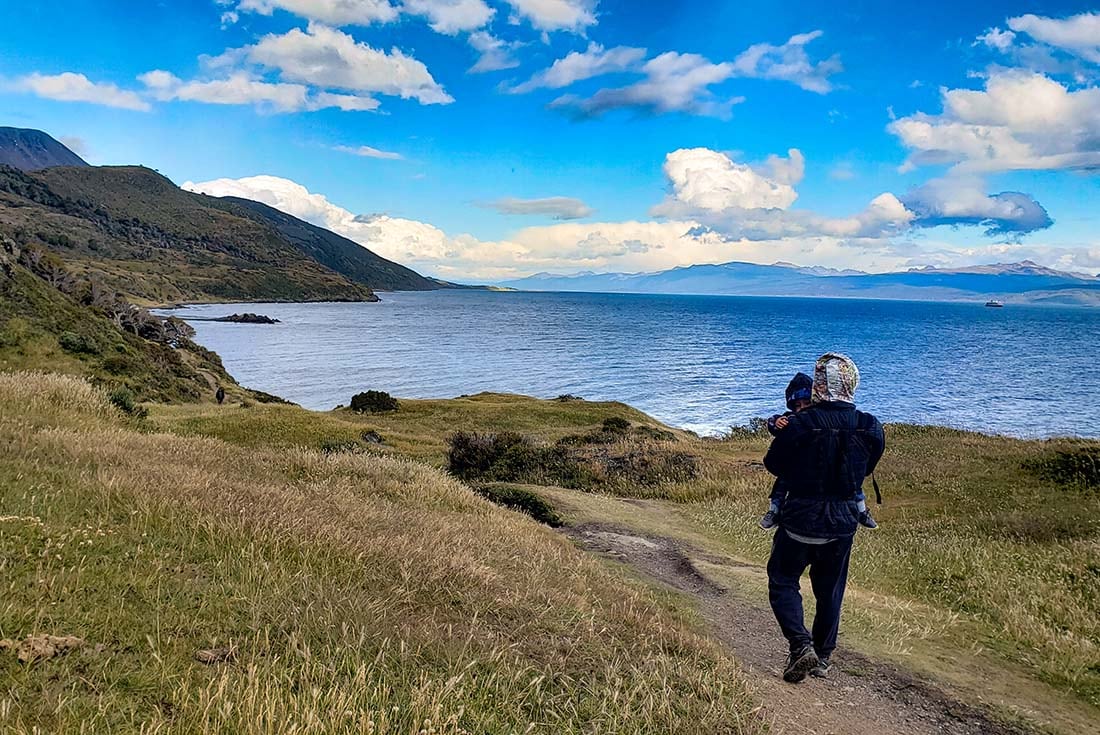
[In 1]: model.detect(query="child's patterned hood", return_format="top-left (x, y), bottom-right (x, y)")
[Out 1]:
top-left (813, 352), bottom-right (860, 404)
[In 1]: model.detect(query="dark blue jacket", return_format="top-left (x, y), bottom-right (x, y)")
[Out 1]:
top-left (763, 402), bottom-right (885, 538)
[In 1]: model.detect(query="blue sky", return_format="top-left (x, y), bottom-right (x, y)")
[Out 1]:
top-left (1, 0), bottom-right (1098, 281)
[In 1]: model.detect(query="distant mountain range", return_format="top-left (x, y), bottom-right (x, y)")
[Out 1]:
top-left (0, 128), bottom-right (462, 305)
top-left (0, 126), bottom-right (88, 171)
top-left (500, 260), bottom-right (1100, 306)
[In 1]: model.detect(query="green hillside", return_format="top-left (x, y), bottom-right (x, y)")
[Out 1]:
top-left (225, 196), bottom-right (452, 292)
top-left (0, 161), bottom-right (465, 306)
top-left (0, 165), bottom-right (375, 305)
top-left (0, 236), bottom-right (236, 403)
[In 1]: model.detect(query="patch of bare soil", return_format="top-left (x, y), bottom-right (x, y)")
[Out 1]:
top-left (564, 523), bottom-right (1033, 735)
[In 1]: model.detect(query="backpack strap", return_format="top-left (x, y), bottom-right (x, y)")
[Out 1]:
top-left (871, 472), bottom-right (882, 505)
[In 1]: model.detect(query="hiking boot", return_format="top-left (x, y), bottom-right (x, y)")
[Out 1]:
top-left (858, 510), bottom-right (878, 529)
top-left (782, 645), bottom-right (819, 683)
top-left (810, 657), bottom-right (832, 678)
top-left (759, 509), bottom-right (779, 530)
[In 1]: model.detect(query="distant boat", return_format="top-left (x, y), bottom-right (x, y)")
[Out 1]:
top-left (985, 300), bottom-right (1005, 308)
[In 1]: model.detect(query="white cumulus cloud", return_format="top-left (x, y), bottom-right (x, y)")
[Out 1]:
top-left (402, 0), bottom-right (494, 34)
top-left (551, 51), bottom-right (739, 118)
top-left (235, 0), bottom-right (399, 25)
top-left (729, 30), bottom-right (842, 93)
top-left (976, 27), bottom-right (1017, 51)
top-left (510, 42), bottom-right (646, 93)
top-left (654, 148), bottom-right (802, 213)
top-left (1008, 12), bottom-right (1100, 64)
top-left (468, 31), bottom-right (522, 72)
top-left (888, 69), bottom-right (1100, 173)
top-left (13, 72), bottom-right (150, 111)
top-left (502, 0), bottom-right (597, 33)
top-left (139, 70), bottom-right (379, 112)
top-left (235, 23), bottom-right (452, 104)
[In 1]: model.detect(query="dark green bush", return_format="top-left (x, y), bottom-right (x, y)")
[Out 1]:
top-left (320, 439), bottom-right (362, 454)
top-left (1026, 447), bottom-right (1100, 490)
top-left (247, 389), bottom-right (292, 405)
top-left (350, 390), bottom-right (399, 413)
top-left (723, 417), bottom-right (771, 440)
top-left (474, 484), bottom-right (562, 527)
top-left (634, 426), bottom-right (677, 442)
top-left (107, 387), bottom-right (148, 418)
top-left (361, 430), bottom-right (385, 445)
top-left (58, 331), bottom-right (100, 355)
top-left (447, 431), bottom-right (528, 479)
top-left (448, 430), bottom-right (694, 492)
top-left (602, 417), bottom-right (631, 434)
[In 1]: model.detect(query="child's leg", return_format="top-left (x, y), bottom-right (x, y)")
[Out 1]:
top-left (769, 482), bottom-right (786, 512)
top-left (854, 488), bottom-right (867, 513)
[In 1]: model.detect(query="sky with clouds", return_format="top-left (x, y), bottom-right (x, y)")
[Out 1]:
top-left (1, 0), bottom-right (1099, 281)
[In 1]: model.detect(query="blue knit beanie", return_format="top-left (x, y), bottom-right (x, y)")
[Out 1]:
top-left (785, 372), bottom-right (813, 410)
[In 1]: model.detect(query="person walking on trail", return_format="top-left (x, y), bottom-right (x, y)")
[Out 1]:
top-left (763, 352), bottom-right (885, 683)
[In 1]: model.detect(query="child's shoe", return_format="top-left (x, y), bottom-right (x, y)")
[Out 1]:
top-left (858, 509), bottom-right (878, 529)
top-left (759, 509), bottom-right (779, 529)
top-left (810, 657), bottom-right (832, 678)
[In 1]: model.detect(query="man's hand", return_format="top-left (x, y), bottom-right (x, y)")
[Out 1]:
top-left (774, 415), bottom-right (790, 430)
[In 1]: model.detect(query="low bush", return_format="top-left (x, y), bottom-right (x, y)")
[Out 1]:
top-left (58, 331), bottom-right (100, 355)
top-left (722, 417), bottom-right (771, 440)
top-left (350, 390), bottom-right (399, 413)
top-left (634, 425), bottom-right (677, 442)
top-left (602, 417), bottom-right (631, 434)
top-left (107, 386), bottom-right (148, 418)
top-left (1026, 447), bottom-right (1100, 490)
top-left (474, 484), bottom-right (563, 527)
top-left (320, 439), bottom-right (362, 454)
top-left (361, 430), bottom-right (385, 445)
top-left (448, 430), bottom-right (697, 492)
top-left (447, 431), bottom-right (528, 479)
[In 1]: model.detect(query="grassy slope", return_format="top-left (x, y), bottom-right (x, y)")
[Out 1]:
top-left (0, 373), bottom-right (762, 734)
top-left (148, 395), bottom-right (1100, 729)
top-left (0, 165), bottom-right (375, 305)
top-left (223, 196), bottom-right (446, 292)
top-left (0, 257), bottom-right (234, 403)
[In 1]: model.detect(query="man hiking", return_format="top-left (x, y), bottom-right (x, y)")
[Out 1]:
top-left (763, 352), bottom-right (885, 682)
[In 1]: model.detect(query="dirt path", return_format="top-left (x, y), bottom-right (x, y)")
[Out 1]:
top-left (564, 522), bottom-right (1030, 735)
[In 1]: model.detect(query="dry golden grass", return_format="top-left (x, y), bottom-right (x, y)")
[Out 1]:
top-left (0, 372), bottom-right (763, 734)
top-left (100, 380), bottom-right (1100, 721)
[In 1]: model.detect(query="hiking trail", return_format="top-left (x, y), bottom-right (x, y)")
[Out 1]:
top-left (563, 521), bottom-right (1029, 735)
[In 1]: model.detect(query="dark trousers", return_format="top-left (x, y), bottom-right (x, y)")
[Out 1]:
top-left (767, 529), bottom-right (853, 659)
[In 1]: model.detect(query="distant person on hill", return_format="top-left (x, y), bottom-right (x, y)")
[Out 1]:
top-left (763, 353), bottom-right (885, 683)
top-left (761, 372), bottom-right (878, 530)
top-left (215, 386), bottom-right (225, 405)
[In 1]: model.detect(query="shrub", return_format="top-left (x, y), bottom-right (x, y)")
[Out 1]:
top-left (102, 355), bottom-right (131, 375)
top-left (107, 387), bottom-right (148, 418)
top-left (723, 417), bottom-right (771, 440)
top-left (247, 389), bottom-right (292, 405)
top-left (58, 331), bottom-right (100, 355)
top-left (1026, 447), bottom-right (1100, 490)
top-left (447, 431), bottom-right (528, 479)
top-left (554, 394), bottom-right (583, 402)
top-left (320, 439), bottom-right (362, 454)
top-left (634, 426), bottom-right (677, 442)
top-left (474, 484), bottom-right (563, 527)
top-left (448, 430), bottom-right (695, 492)
top-left (350, 390), bottom-right (399, 413)
top-left (602, 417), bottom-right (631, 434)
